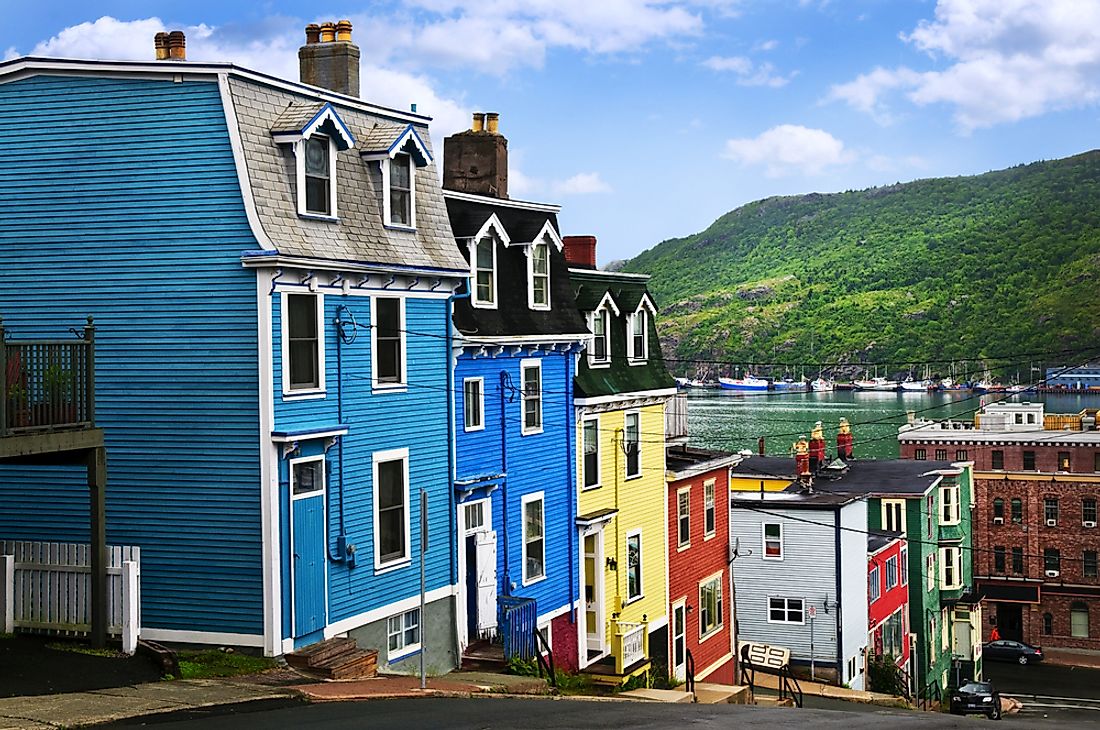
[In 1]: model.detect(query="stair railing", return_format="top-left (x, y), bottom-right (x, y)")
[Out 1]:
top-left (738, 656), bottom-right (756, 702)
top-left (918, 679), bottom-right (941, 711)
top-left (778, 663), bottom-right (803, 708)
top-left (532, 625), bottom-right (558, 689)
top-left (685, 648), bottom-right (696, 702)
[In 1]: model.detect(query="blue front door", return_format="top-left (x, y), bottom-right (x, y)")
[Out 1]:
top-left (291, 459), bottom-right (327, 643)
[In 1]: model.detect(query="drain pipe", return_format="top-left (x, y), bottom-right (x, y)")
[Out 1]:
top-left (499, 369), bottom-right (512, 593)
top-left (566, 349), bottom-right (577, 625)
top-left (447, 289), bottom-right (469, 668)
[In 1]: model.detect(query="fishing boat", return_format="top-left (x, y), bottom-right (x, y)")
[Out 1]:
top-left (718, 375), bottom-right (770, 391)
top-left (675, 377), bottom-right (691, 389)
top-left (811, 377), bottom-right (834, 392)
top-left (900, 377), bottom-right (935, 392)
top-left (773, 377), bottom-right (809, 392)
top-left (854, 377), bottom-right (899, 391)
top-left (973, 379), bottom-right (1007, 393)
top-left (940, 378), bottom-right (971, 391)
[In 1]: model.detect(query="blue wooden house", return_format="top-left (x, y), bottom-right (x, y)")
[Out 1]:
top-left (440, 115), bottom-right (589, 669)
top-left (0, 24), bottom-right (468, 669)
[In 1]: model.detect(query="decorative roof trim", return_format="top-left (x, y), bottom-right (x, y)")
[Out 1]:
top-left (633, 292), bottom-right (658, 316)
top-left (592, 290), bottom-right (621, 317)
top-left (271, 102), bottom-right (355, 150)
top-left (512, 219), bottom-right (564, 251)
top-left (359, 124), bottom-right (433, 166)
top-left (569, 267), bottom-right (651, 281)
top-left (574, 387), bottom-right (678, 407)
top-left (443, 189), bottom-right (561, 213)
top-left (466, 212), bottom-right (511, 247)
top-left (271, 425), bottom-right (349, 442)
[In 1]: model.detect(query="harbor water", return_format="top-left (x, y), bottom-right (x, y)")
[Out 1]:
top-left (684, 389), bottom-right (1099, 460)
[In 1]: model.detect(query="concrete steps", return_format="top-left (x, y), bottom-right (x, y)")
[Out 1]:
top-left (619, 688), bottom-right (694, 703)
top-left (695, 682), bottom-right (752, 704)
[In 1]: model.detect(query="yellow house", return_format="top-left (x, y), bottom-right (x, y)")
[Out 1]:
top-left (569, 262), bottom-right (676, 684)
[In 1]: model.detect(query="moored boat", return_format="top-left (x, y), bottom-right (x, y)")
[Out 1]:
top-left (811, 377), bottom-right (834, 392)
top-left (773, 378), bottom-right (809, 392)
top-left (900, 378), bottom-right (935, 392)
top-left (718, 375), bottom-right (770, 391)
top-left (854, 377), bottom-right (899, 391)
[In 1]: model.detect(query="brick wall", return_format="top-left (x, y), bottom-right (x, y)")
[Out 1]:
top-left (900, 441), bottom-right (1100, 473)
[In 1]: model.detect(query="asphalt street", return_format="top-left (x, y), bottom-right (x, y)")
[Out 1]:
top-left (982, 658), bottom-right (1100, 725)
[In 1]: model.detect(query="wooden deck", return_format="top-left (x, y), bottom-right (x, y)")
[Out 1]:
top-left (582, 655), bottom-right (652, 686)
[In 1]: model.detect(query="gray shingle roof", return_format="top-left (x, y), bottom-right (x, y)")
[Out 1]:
top-left (270, 102), bottom-right (326, 133)
top-left (358, 123), bottom-right (408, 154)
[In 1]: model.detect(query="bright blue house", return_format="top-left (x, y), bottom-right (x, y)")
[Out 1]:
top-left (441, 117), bottom-right (589, 667)
top-left (0, 25), bottom-right (468, 668)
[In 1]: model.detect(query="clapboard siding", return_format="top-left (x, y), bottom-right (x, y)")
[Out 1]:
top-left (839, 500), bottom-right (870, 688)
top-left (455, 350), bottom-right (576, 614)
top-left (0, 75), bottom-right (263, 634)
top-left (271, 292), bottom-right (455, 633)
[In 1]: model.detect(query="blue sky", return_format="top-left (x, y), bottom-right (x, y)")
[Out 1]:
top-left (5, 1), bottom-right (1099, 263)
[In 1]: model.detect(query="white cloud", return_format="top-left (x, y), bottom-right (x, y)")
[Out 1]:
top-left (553, 172), bottom-right (613, 195)
top-left (702, 55), bottom-right (795, 87)
top-left (755, 39), bottom-right (779, 52)
top-left (723, 124), bottom-right (853, 177)
top-left (828, 0), bottom-right (1100, 130)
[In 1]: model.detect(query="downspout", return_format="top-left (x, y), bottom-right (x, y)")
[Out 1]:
top-left (447, 290), bottom-right (469, 667)
top-left (329, 306), bottom-right (348, 563)
top-left (566, 350), bottom-right (576, 625)
top-left (499, 369), bottom-right (511, 594)
top-left (834, 506), bottom-right (844, 684)
top-left (614, 427), bottom-right (623, 610)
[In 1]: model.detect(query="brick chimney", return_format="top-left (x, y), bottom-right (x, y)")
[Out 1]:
top-left (562, 235), bottom-right (597, 269)
top-left (299, 20), bottom-right (360, 97)
top-left (443, 112), bottom-right (509, 198)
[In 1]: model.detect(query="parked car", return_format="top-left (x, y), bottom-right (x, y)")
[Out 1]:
top-left (950, 681), bottom-right (1002, 720)
top-left (983, 639), bottom-right (1044, 665)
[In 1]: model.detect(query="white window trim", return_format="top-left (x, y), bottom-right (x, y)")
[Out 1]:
top-left (698, 570), bottom-right (724, 641)
top-left (386, 607), bottom-right (422, 662)
top-left (762, 522), bottom-right (784, 561)
top-left (522, 491), bottom-right (547, 586)
top-left (527, 237), bottom-right (552, 311)
top-left (463, 377), bottom-right (485, 432)
top-left (587, 309), bottom-right (612, 368)
top-left (882, 499), bottom-right (907, 534)
top-left (582, 415), bottom-right (601, 490)
top-left (373, 447), bottom-right (412, 572)
top-left (627, 312), bottom-right (648, 366)
top-left (462, 497), bottom-right (489, 535)
top-left (471, 234), bottom-right (499, 310)
top-left (381, 153), bottom-right (417, 230)
top-left (676, 486), bottom-right (691, 550)
top-left (926, 553), bottom-right (936, 591)
top-left (280, 291), bottom-right (326, 398)
top-left (623, 410), bottom-right (641, 479)
top-left (295, 134), bottom-right (338, 219)
top-left (520, 358), bottom-right (543, 436)
top-left (371, 296), bottom-right (408, 392)
top-left (289, 454), bottom-right (326, 500)
top-left (900, 547), bottom-right (908, 586)
top-left (703, 479), bottom-right (717, 540)
top-left (869, 566), bottom-right (881, 603)
top-left (625, 529), bottom-right (643, 603)
top-left (940, 485), bottom-right (961, 526)
top-left (885, 555), bottom-right (898, 589)
top-left (939, 546), bottom-right (962, 590)
top-left (767, 596), bottom-right (805, 625)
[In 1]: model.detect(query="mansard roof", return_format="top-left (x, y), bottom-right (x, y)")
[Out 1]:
top-left (270, 102), bottom-right (355, 150)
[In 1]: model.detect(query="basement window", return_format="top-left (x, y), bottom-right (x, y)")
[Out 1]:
top-left (387, 607), bottom-right (421, 660)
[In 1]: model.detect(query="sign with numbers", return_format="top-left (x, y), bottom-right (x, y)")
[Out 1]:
top-left (738, 641), bottom-right (790, 669)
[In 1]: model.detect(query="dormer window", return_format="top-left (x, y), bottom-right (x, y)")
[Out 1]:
top-left (474, 236), bottom-right (496, 307)
top-left (389, 154), bottom-right (413, 227)
top-left (630, 310), bottom-right (647, 362)
top-left (303, 135), bottom-right (334, 216)
top-left (529, 241), bottom-right (550, 310)
top-left (591, 309), bottom-right (609, 363)
top-left (271, 102), bottom-right (355, 221)
top-left (360, 123), bottom-right (433, 231)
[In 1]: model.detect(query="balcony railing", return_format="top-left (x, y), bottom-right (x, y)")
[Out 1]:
top-left (1, 317), bottom-right (96, 438)
top-left (666, 392), bottom-right (688, 440)
top-left (612, 620), bottom-right (647, 674)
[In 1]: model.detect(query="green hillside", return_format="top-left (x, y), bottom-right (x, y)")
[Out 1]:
top-left (623, 151), bottom-right (1100, 379)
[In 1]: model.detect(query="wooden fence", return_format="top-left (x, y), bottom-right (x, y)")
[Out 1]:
top-left (0, 541), bottom-right (140, 654)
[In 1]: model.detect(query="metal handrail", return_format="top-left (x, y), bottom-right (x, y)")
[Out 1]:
top-left (685, 648), bottom-right (696, 702)
top-left (918, 679), bottom-right (941, 711)
top-left (778, 663), bottom-right (803, 708)
top-left (532, 625), bottom-right (557, 689)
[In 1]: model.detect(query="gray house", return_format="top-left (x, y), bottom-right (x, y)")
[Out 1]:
top-left (731, 490), bottom-right (869, 689)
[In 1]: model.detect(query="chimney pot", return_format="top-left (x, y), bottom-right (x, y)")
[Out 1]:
top-left (319, 22), bottom-right (337, 42)
top-left (167, 31), bottom-right (186, 61)
top-left (154, 32), bottom-right (170, 61)
top-left (471, 112), bottom-right (485, 132)
top-left (443, 116), bottom-right (509, 198)
top-left (336, 19), bottom-right (353, 42)
top-left (305, 24), bottom-right (321, 44)
top-left (486, 112), bottom-right (500, 134)
top-left (299, 21), bottom-right (361, 96)
top-left (562, 235), bottom-right (598, 269)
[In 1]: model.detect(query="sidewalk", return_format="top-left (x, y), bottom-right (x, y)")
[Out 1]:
top-left (1041, 647), bottom-right (1100, 670)
top-left (751, 671), bottom-right (910, 708)
top-left (290, 671), bottom-right (551, 702)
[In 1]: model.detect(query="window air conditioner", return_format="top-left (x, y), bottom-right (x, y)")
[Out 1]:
top-left (1046, 519), bottom-right (1057, 527)
top-left (1045, 570), bottom-right (1060, 578)
top-left (1085, 521), bottom-right (1097, 528)
top-left (993, 517), bottom-right (1004, 525)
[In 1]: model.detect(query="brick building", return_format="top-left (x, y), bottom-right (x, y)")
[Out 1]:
top-left (899, 402), bottom-right (1100, 650)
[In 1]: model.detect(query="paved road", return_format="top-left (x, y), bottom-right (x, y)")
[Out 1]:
top-left (983, 659), bottom-right (1100, 724)
top-left (101, 696), bottom-right (1100, 729)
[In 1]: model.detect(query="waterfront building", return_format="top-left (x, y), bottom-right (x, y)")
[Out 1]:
top-left (568, 241), bottom-right (676, 683)
top-left (1044, 364), bottom-right (1100, 391)
top-left (441, 115), bottom-right (589, 668)
top-left (868, 532), bottom-right (912, 687)
top-left (0, 25), bottom-right (467, 667)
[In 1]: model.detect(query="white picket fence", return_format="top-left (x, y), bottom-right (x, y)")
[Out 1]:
top-left (0, 540), bottom-right (141, 654)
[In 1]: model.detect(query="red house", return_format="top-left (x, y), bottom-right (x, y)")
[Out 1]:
top-left (867, 532), bottom-right (911, 682)
top-left (664, 445), bottom-right (742, 685)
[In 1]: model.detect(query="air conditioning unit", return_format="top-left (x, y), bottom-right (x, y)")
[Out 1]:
top-left (1046, 519), bottom-right (1058, 527)
top-left (1085, 521), bottom-right (1097, 528)
top-left (1046, 570), bottom-right (1060, 579)
top-left (993, 517), bottom-right (1004, 525)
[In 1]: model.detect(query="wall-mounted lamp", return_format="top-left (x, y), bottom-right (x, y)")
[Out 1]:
top-left (606, 556), bottom-right (618, 571)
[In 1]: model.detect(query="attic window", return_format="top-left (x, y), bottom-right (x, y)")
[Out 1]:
top-left (474, 236), bottom-right (496, 307)
top-left (303, 136), bottom-right (333, 216)
top-left (529, 241), bottom-right (550, 310)
top-left (629, 310), bottom-right (647, 363)
top-left (590, 309), bottom-right (609, 364)
top-left (360, 123), bottom-right (433, 231)
top-left (389, 154), bottom-right (413, 227)
top-left (271, 102), bottom-right (354, 220)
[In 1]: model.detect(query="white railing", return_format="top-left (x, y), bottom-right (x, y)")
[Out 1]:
top-left (0, 541), bottom-right (141, 654)
top-left (620, 621), bottom-right (645, 669)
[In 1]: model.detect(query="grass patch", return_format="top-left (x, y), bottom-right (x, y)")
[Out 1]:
top-left (0, 633), bottom-right (14, 640)
top-left (45, 641), bottom-right (124, 658)
top-left (175, 649), bottom-right (276, 679)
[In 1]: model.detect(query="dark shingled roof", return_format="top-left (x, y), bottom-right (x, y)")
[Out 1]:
top-left (730, 456), bottom-right (798, 481)
top-left (666, 445), bottom-right (741, 479)
top-left (780, 458), bottom-right (954, 497)
top-left (730, 490), bottom-right (863, 508)
top-left (270, 102), bottom-right (326, 132)
top-left (868, 531), bottom-right (903, 554)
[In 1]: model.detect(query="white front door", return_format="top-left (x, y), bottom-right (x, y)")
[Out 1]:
top-left (583, 529), bottom-right (604, 655)
top-left (475, 530), bottom-right (498, 635)
top-left (672, 601), bottom-right (687, 681)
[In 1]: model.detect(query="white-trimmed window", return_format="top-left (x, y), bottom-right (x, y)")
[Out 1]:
top-left (590, 309), bottom-right (610, 364)
top-left (768, 597), bottom-right (804, 624)
top-left (940, 484), bottom-right (961, 525)
top-left (521, 360), bottom-right (542, 435)
top-left (926, 553), bottom-right (936, 591)
top-left (939, 546), bottom-right (962, 590)
top-left (941, 607), bottom-right (950, 650)
top-left (372, 297), bottom-right (406, 389)
top-left (463, 500), bottom-right (485, 532)
top-left (283, 292), bottom-right (325, 395)
top-left (291, 455), bottom-right (325, 497)
top-left (763, 523), bottom-right (783, 560)
top-left (387, 153), bottom-right (414, 228)
top-left (298, 135), bottom-right (337, 217)
top-left (699, 573), bottom-right (723, 638)
top-left (886, 555), bottom-right (898, 589)
top-left (677, 487), bottom-right (691, 548)
top-left (463, 377), bottom-right (484, 432)
top-left (387, 607), bottom-right (420, 660)
top-left (882, 499), bottom-right (906, 533)
top-left (529, 240), bottom-right (550, 310)
top-left (626, 531), bottom-right (643, 601)
top-left (704, 480), bottom-right (716, 537)
top-left (522, 492), bottom-right (546, 584)
top-left (624, 411), bottom-right (640, 478)
top-left (869, 566), bottom-right (881, 603)
top-left (373, 449), bottom-right (410, 569)
top-left (582, 417), bottom-right (600, 489)
top-left (628, 310), bottom-right (648, 363)
top-left (473, 236), bottom-right (497, 307)
top-left (900, 546), bottom-right (908, 585)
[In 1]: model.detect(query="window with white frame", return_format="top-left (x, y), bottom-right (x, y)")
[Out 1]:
top-left (900, 546), bottom-right (908, 585)
top-left (463, 501), bottom-right (485, 532)
top-left (677, 488), bottom-right (691, 548)
top-left (374, 450), bottom-right (410, 568)
top-left (763, 523), bottom-right (783, 560)
top-left (941, 607), bottom-right (949, 650)
top-left (387, 607), bottom-right (420, 659)
top-left (629, 310), bottom-right (647, 363)
top-left (291, 457), bottom-right (325, 496)
top-left (523, 493), bottom-right (545, 584)
top-left (463, 378), bottom-right (484, 431)
top-left (473, 236), bottom-right (496, 307)
top-left (583, 417), bottom-right (600, 488)
top-left (704, 481), bottom-right (716, 537)
top-left (768, 597), bottom-right (804, 624)
top-left (627, 532), bottom-right (642, 601)
top-left (624, 412), bottom-right (640, 478)
top-left (521, 360), bottom-right (542, 434)
top-left (940, 484), bottom-right (961, 525)
top-left (886, 555), bottom-right (898, 589)
top-left (590, 309), bottom-right (610, 364)
top-left (926, 552), bottom-right (936, 591)
top-left (388, 153), bottom-right (413, 227)
top-left (529, 240), bottom-right (550, 309)
top-left (882, 500), bottom-right (906, 533)
top-left (300, 135), bottom-right (336, 217)
top-left (373, 297), bottom-right (405, 388)
top-left (285, 293), bottom-right (323, 393)
top-left (699, 574), bottom-right (723, 637)
top-left (939, 546), bottom-right (962, 590)
top-left (869, 566), bottom-right (881, 602)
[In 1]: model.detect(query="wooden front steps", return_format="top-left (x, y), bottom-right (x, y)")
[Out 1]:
top-left (461, 640), bottom-right (507, 672)
top-left (285, 637), bottom-right (378, 680)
